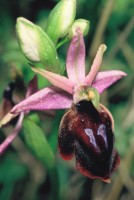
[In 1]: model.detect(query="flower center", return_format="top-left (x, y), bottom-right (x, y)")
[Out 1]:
top-left (73, 86), bottom-right (101, 111)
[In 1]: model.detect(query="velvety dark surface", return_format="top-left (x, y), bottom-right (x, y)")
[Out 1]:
top-left (58, 101), bottom-right (120, 182)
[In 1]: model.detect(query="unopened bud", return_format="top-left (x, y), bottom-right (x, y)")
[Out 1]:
top-left (68, 19), bottom-right (90, 39)
top-left (16, 17), bottom-right (60, 73)
top-left (46, 0), bottom-right (76, 44)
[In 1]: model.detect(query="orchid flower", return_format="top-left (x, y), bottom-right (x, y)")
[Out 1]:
top-left (0, 30), bottom-right (126, 182)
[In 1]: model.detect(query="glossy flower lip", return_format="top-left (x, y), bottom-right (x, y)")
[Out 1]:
top-left (58, 101), bottom-right (120, 183)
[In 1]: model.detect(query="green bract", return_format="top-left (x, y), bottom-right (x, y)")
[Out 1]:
top-left (16, 17), bottom-right (60, 73)
top-left (68, 19), bottom-right (90, 39)
top-left (46, 0), bottom-right (76, 44)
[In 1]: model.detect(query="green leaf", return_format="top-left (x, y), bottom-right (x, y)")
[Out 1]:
top-left (23, 117), bottom-right (55, 170)
top-left (23, 117), bottom-right (59, 200)
top-left (48, 110), bottom-right (64, 153)
top-left (0, 155), bottom-right (27, 200)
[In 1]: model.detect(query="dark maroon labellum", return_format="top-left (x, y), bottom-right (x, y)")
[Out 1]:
top-left (58, 100), bottom-right (120, 182)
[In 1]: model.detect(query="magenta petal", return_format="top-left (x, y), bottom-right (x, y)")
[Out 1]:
top-left (85, 45), bottom-right (107, 85)
top-left (31, 67), bottom-right (74, 94)
top-left (66, 29), bottom-right (85, 85)
top-left (0, 112), bottom-right (24, 155)
top-left (92, 70), bottom-right (127, 94)
top-left (11, 86), bottom-right (73, 114)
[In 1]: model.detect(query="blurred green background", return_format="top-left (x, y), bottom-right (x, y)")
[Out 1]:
top-left (0, 0), bottom-right (134, 200)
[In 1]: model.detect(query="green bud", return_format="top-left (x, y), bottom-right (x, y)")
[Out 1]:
top-left (16, 17), bottom-right (60, 73)
top-left (68, 19), bottom-right (90, 39)
top-left (46, 0), bottom-right (76, 44)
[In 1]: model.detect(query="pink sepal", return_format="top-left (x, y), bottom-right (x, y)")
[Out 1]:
top-left (0, 112), bottom-right (24, 155)
top-left (66, 29), bottom-right (85, 85)
top-left (31, 67), bottom-right (74, 94)
top-left (92, 70), bottom-right (127, 94)
top-left (85, 45), bottom-right (107, 85)
top-left (11, 86), bottom-right (73, 114)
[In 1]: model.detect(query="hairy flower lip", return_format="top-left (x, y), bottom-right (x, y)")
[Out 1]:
top-left (100, 104), bottom-right (114, 131)
top-left (58, 100), bottom-right (120, 182)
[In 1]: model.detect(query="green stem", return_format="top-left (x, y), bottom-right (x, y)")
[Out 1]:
top-left (56, 37), bottom-right (69, 49)
top-left (49, 167), bottom-right (60, 200)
